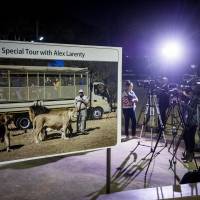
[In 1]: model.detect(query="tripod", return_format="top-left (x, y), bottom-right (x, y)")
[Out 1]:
top-left (138, 88), bottom-right (167, 150)
top-left (168, 99), bottom-right (200, 166)
top-left (137, 91), bottom-right (148, 127)
top-left (167, 97), bottom-right (186, 171)
top-left (166, 96), bottom-right (185, 152)
top-left (143, 88), bottom-right (168, 182)
top-left (168, 122), bottom-right (179, 187)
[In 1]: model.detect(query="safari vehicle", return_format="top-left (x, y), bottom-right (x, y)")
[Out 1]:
top-left (0, 65), bottom-right (112, 129)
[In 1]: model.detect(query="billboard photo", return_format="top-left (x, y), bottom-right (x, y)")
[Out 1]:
top-left (0, 40), bottom-right (122, 164)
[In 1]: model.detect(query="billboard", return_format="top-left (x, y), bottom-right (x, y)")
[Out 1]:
top-left (0, 40), bottom-right (122, 164)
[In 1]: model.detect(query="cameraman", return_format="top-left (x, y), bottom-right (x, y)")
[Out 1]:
top-left (157, 77), bottom-right (170, 130)
top-left (182, 86), bottom-right (200, 162)
top-left (122, 80), bottom-right (138, 139)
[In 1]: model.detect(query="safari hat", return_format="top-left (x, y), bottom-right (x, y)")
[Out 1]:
top-left (79, 89), bottom-right (84, 93)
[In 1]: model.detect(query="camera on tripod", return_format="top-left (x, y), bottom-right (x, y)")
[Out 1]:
top-left (167, 84), bottom-right (182, 101)
top-left (137, 77), bottom-right (169, 96)
top-left (181, 74), bottom-right (200, 94)
top-left (137, 79), bottom-right (157, 89)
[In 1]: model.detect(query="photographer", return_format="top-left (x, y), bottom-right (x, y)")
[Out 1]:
top-left (157, 77), bottom-right (170, 130)
top-left (182, 86), bottom-right (200, 162)
top-left (122, 80), bottom-right (138, 139)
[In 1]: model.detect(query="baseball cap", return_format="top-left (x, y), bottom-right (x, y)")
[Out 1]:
top-left (79, 89), bottom-right (84, 93)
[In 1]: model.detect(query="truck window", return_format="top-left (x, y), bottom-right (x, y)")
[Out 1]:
top-left (10, 73), bottom-right (26, 87)
top-left (0, 71), bottom-right (8, 101)
top-left (0, 71), bottom-right (8, 87)
top-left (94, 84), bottom-right (104, 96)
top-left (28, 74), bottom-right (38, 86)
top-left (75, 74), bottom-right (87, 85)
top-left (10, 73), bottom-right (27, 101)
top-left (94, 83), bottom-right (110, 102)
top-left (61, 74), bottom-right (74, 86)
top-left (39, 74), bottom-right (44, 86)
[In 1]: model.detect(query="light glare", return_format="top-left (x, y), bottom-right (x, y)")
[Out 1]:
top-left (161, 40), bottom-right (183, 61)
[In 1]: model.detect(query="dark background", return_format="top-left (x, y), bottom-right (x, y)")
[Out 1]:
top-left (0, 0), bottom-right (200, 80)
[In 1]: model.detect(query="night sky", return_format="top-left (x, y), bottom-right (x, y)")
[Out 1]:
top-left (1, 0), bottom-right (200, 76)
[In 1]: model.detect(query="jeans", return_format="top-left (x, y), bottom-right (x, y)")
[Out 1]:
top-left (123, 108), bottom-right (136, 136)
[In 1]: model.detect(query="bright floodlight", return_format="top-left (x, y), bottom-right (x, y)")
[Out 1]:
top-left (161, 40), bottom-right (183, 61)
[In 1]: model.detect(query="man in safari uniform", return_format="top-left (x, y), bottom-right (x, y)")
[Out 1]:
top-left (75, 89), bottom-right (89, 134)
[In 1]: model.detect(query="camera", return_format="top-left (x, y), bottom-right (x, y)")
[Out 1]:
top-left (137, 79), bottom-right (157, 89)
top-left (137, 74), bottom-right (200, 97)
top-left (180, 74), bottom-right (200, 95)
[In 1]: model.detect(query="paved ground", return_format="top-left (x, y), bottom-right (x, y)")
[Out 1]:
top-left (0, 132), bottom-right (198, 200)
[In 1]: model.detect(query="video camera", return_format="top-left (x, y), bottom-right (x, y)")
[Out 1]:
top-left (178, 74), bottom-right (200, 95)
top-left (167, 84), bottom-right (180, 96)
top-left (137, 74), bottom-right (200, 95)
top-left (137, 79), bottom-right (157, 89)
top-left (137, 77), bottom-right (170, 95)
top-left (166, 83), bottom-right (192, 98)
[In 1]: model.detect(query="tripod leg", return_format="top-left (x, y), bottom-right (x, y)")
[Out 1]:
top-left (154, 95), bottom-right (167, 145)
top-left (162, 131), bottom-right (167, 146)
top-left (164, 105), bottom-right (172, 132)
top-left (138, 116), bottom-right (148, 145)
top-left (166, 106), bottom-right (172, 124)
top-left (170, 131), bottom-right (183, 162)
top-left (145, 129), bottom-right (165, 177)
top-left (168, 135), bottom-right (176, 152)
top-left (138, 124), bottom-right (144, 144)
top-left (144, 95), bottom-right (168, 181)
top-left (177, 103), bottom-right (185, 129)
top-left (150, 127), bottom-right (153, 151)
top-left (168, 103), bottom-right (186, 162)
top-left (137, 106), bottom-right (144, 126)
top-left (138, 100), bottom-right (150, 144)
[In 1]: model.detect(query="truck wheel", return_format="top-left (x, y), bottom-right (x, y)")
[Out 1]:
top-left (92, 107), bottom-right (103, 119)
top-left (19, 117), bottom-right (31, 129)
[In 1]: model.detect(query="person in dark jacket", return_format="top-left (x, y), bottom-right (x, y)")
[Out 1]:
top-left (182, 86), bottom-right (200, 162)
top-left (157, 77), bottom-right (170, 130)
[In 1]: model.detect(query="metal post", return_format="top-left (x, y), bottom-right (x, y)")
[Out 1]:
top-left (106, 148), bottom-right (111, 194)
top-left (37, 73), bottom-right (39, 87)
top-left (44, 73), bottom-right (45, 99)
top-left (37, 72), bottom-right (39, 99)
top-left (74, 73), bottom-right (76, 97)
top-left (59, 73), bottom-right (61, 98)
top-left (86, 72), bottom-right (89, 96)
top-left (8, 70), bottom-right (10, 101)
top-left (27, 72), bottom-right (29, 100)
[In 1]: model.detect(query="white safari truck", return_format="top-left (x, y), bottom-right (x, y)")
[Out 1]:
top-left (0, 65), bottom-right (111, 129)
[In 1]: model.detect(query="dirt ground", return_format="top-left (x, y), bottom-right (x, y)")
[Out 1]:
top-left (0, 112), bottom-right (117, 163)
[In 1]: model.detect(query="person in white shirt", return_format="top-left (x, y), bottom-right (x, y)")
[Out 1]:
top-left (122, 80), bottom-right (138, 139)
top-left (75, 89), bottom-right (89, 134)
